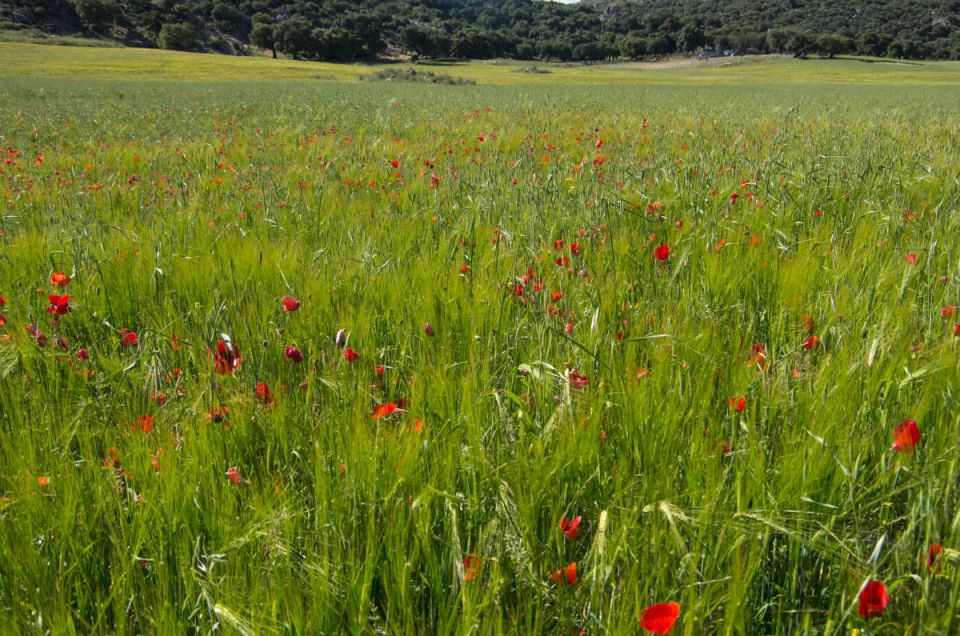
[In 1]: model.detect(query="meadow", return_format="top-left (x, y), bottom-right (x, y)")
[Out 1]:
top-left (1, 43), bottom-right (960, 634)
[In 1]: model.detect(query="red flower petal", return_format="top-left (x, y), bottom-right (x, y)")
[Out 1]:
top-left (641, 602), bottom-right (680, 634)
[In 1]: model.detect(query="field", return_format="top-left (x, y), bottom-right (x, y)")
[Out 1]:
top-left (1, 43), bottom-right (960, 634)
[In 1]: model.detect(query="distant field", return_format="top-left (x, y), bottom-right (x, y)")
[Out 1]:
top-left (4, 41), bottom-right (960, 85)
top-left (1, 43), bottom-right (960, 634)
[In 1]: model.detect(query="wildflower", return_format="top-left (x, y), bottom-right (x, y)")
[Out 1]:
top-left (655, 243), bottom-right (670, 261)
top-left (255, 382), bottom-right (273, 404)
top-left (802, 335), bottom-right (820, 350)
top-left (373, 402), bottom-right (398, 419)
top-left (47, 294), bottom-right (71, 315)
top-left (548, 562), bottom-right (578, 586)
top-left (281, 295), bottom-right (301, 312)
top-left (929, 543), bottom-right (943, 574)
top-left (343, 347), bottom-right (359, 362)
top-left (76, 348), bottom-right (89, 361)
top-left (569, 372), bottom-right (589, 389)
top-left (335, 328), bottom-right (347, 348)
top-left (559, 516), bottom-right (582, 540)
top-left (37, 475), bottom-right (50, 487)
top-left (858, 581), bottom-right (888, 618)
top-left (226, 467), bottom-right (241, 485)
top-left (423, 323), bottom-right (435, 337)
top-left (892, 419), bottom-right (920, 454)
top-left (137, 415), bottom-right (155, 433)
top-left (464, 556), bottom-right (482, 581)
top-left (213, 338), bottom-right (241, 374)
top-left (50, 272), bottom-right (71, 287)
top-left (284, 345), bottom-right (302, 363)
top-left (641, 602), bottom-right (681, 635)
top-left (120, 329), bottom-right (138, 347)
top-left (729, 396), bottom-right (746, 413)
top-left (905, 252), bottom-right (918, 265)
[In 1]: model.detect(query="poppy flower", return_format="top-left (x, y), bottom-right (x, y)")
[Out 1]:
top-left (213, 338), bottom-right (241, 374)
top-left (858, 580), bottom-right (888, 618)
top-left (47, 294), bottom-right (71, 315)
top-left (548, 562), bottom-right (578, 586)
top-left (255, 382), bottom-right (273, 404)
top-left (120, 329), bottom-right (138, 347)
top-left (373, 402), bottom-right (398, 419)
top-left (928, 543), bottom-right (943, 574)
top-left (655, 243), bottom-right (670, 261)
top-left (551, 291), bottom-right (562, 302)
top-left (954, 324), bottom-right (960, 337)
top-left (730, 193), bottom-right (740, 204)
top-left (137, 415), bottom-right (155, 433)
top-left (284, 345), bottom-right (302, 363)
top-left (641, 602), bottom-right (680, 635)
top-left (559, 515), bottom-right (582, 540)
top-left (802, 335), bottom-right (820, 350)
top-left (76, 348), bottom-right (89, 361)
top-left (459, 264), bottom-right (470, 274)
top-left (281, 295), bottom-right (301, 312)
top-left (226, 466), bottom-right (241, 485)
top-left (570, 242), bottom-right (582, 256)
top-left (729, 396), bottom-right (746, 412)
top-left (569, 372), bottom-right (589, 389)
top-left (464, 556), bottom-right (482, 581)
top-left (905, 252), bottom-right (918, 265)
top-left (37, 475), bottom-right (50, 487)
top-left (941, 306), bottom-right (956, 318)
top-left (892, 419), bottom-right (921, 453)
top-left (423, 323), bottom-right (435, 337)
top-left (50, 271), bottom-right (71, 287)
top-left (343, 347), bottom-right (359, 362)
top-left (27, 323), bottom-right (47, 346)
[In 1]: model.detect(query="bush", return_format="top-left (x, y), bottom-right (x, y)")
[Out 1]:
top-left (158, 22), bottom-right (197, 51)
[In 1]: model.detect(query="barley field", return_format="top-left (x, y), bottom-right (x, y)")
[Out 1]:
top-left (1, 44), bottom-right (960, 634)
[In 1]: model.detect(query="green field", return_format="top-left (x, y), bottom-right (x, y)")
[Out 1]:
top-left (2, 43), bottom-right (960, 634)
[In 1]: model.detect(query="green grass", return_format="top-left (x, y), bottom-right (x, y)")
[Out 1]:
top-left (1, 43), bottom-right (960, 634)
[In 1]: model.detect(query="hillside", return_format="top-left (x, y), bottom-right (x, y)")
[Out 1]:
top-left (1, 0), bottom-right (958, 61)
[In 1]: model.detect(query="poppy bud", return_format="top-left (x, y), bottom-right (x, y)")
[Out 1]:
top-left (423, 323), bottom-right (435, 337)
top-left (284, 345), bottom-right (302, 363)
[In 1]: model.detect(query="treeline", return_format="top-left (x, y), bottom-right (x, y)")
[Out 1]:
top-left (2, 0), bottom-right (959, 62)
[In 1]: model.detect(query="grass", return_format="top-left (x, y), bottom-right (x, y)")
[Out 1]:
top-left (1, 43), bottom-right (959, 634)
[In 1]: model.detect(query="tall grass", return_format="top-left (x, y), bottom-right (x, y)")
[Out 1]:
top-left (0, 62), bottom-right (959, 634)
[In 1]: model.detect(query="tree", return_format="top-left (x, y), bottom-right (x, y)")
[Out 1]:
top-left (785, 30), bottom-right (813, 57)
top-left (677, 24), bottom-right (705, 53)
top-left (250, 22), bottom-right (276, 58)
top-left (647, 34), bottom-right (672, 56)
top-left (814, 33), bottom-right (849, 58)
top-left (766, 28), bottom-right (791, 54)
top-left (158, 22), bottom-right (197, 51)
top-left (275, 16), bottom-right (316, 59)
top-left (68, 0), bottom-right (118, 32)
top-left (313, 27), bottom-right (363, 62)
top-left (618, 33), bottom-right (647, 60)
top-left (400, 25), bottom-right (448, 59)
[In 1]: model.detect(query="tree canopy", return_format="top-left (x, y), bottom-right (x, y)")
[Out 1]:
top-left (2, 0), bottom-right (958, 62)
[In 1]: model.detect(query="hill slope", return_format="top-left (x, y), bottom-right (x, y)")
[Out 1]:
top-left (1, 0), bottom-right (958, 61)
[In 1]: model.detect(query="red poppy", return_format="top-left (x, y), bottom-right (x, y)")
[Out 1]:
top-left (554, 239), bottom-right (564, 250)
top-left (255, 382), bottom-right (273, 404)
top-left (858, 580), bottom-right (888, 618)
top-left (905, 252), bottom-right (918, 265)
top-left (27, 323), bottom-right (47, 346)
top-left (569, 372), bottom-right (589, 389)
top-left (729, 396), bottom-right (746, 412)
top-left (373, 402), bottom-right (398, 419)
top-left (570, 242), bottom-right (582, 256)
top-left (281, 295), bottom-right (301, 312)
top-left (423, 323), bottom-right (435, 337)
top-left (802, 335), bottom-right (820, 350)
top-left (137, 415), bottom-right (155, 433)
top-left (655, 243), bottom-right (670, 261)
top-left (730, 193), bottom-right (740, 204)
top-left (50, 271), bottom-right (71, 287)
top-left (892, 419), bottom-right (921, 453)
top-left (954, 324), bottom-right (960, 337)
top-left (213, 338), bottom-right (241, 374)
top-left (285, 345), bottom-right (302, 363)
top-left (375, 365), bottom-right (385, 378)
top-left (120, 329), bottom-right (138, 347)
top-left (641, 602), bottom-right (680, 634)
top-left (37, 475), bottom-right (50, 487)
top-left (551, 291), bottom-right (562, 302)
top-left (941, 306), bottom-right (956, 318)
top-left (929, 543), bottom-right (943, 574)
top-left (559, 515), bottom-right (582, 540)
top-left (76, 348), bottom-right (89, 361)
top-left (548, 562), bottom-right (578, 586)
top-left (47, 294), bottom-right (71, 315)
top-left (226, 466), bottom-right (241, 485)
top-left (343, 347), bottom-right (359, 362)
top-left (464, 556), bottom-right (482, 581)
top-left (459, 264), bottom-right (470, 274)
